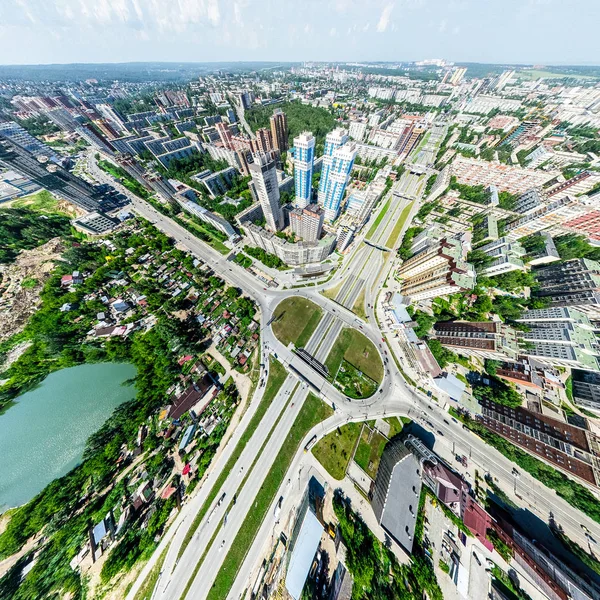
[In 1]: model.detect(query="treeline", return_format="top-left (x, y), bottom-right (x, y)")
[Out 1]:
top-left (243, 245), bottom-right (287, 270)
top-left (0, 207), bottom-right (71, 264)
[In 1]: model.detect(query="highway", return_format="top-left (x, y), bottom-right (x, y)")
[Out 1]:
top-left (97, 126), bottom-right (600, 600)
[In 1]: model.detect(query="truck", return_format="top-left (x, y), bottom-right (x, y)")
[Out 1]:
top-left (304, 435), bottom-right (318, 453)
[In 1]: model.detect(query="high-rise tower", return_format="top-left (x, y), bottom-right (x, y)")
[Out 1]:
top-left (292, 131), bottom-right (315, 209)
top-left (317, 128), bottom-right (348, 206)
top-left (249, 152), bottom-right (283, 231)
top-left (321, 142), bottom-right (356, 222)
top-left (270, 108), bottom-right (288, 153)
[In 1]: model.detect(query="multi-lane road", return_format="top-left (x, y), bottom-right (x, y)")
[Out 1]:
top-left (92, 127), bottom-right (600, 600)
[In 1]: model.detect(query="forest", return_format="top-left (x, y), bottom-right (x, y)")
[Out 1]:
top-left (245, 101), bottom-right (337, 152)
top-left (0, 207), bottom-right (72, 264)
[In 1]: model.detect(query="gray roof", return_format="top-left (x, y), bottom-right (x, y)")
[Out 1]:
top-left (371, 438), bottom-right (422, 553)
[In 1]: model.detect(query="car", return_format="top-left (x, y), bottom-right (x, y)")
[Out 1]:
top-left (437, 430), bottom-right (444, 436)
top-left (443, 419), bottom-right (449, 425)
top-left (219, 540), bottom-right (225, 552)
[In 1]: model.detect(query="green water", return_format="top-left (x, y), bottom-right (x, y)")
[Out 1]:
top-left (0, 362), bottom-right (136, 511)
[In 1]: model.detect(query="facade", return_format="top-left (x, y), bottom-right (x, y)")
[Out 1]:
top-left (248, 152), bottom-right (283, 231)
top-left (398, 238), bottom-right (476, 301)
top-left (532, 259), bottom-right (600, 319)
top-left (477, 237), bottom-right (526, 276)
top-left (243, 222), bottom-right (335, 266)
top-left (318, 128), bottom-right (349, 206)
top-left (292, 132), bottom-right (315, 209)
top-left (433, 321), bottom-right (520, 361)
top-left (270, 108), bottom-right (288, 152)
top-left (517, 307), bottom-right (600, 371)
top-left (289, 204), bottom-right (324, 242)
top-left (348, 121), bottom-right (367, 142)
top-left (215, 122), bottom-right (234, 149)
top-left (572, 369), bottom-right (600, 413)
top-left (321, 141), bottom-right (356, 222)
top-left (546, 170), bottom-right (600, 200)
top-left (479, 398), bottom-right (600, 488)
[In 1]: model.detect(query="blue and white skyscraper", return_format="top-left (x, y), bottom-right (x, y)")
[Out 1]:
top-left (293, 131), bottom-right (315, 209)
top-left (317, 128), bottom-right (348, 206)
top-left (322, 142), bottom-right (357, 222)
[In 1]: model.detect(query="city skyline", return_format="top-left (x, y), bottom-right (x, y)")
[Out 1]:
top-left (1, 0), bottom-right (600, 66)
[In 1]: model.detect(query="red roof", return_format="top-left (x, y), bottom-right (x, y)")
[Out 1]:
top-left (161, 486), bottom-right (177, 500)
top-left (182, 463), bottom-right (191, 476)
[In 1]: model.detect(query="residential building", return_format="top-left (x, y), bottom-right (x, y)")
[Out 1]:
top-left (292, 132), bottom-right (315, 209)
top-left (289, 203), bottom-right (324, 242)
top-left (449, 156), bottom-right (559, 195)
top-left (562, 196), bottom-right (600, 242)
top-left (517, 307), bottom-right (600, 371)
top-left (477, 237), bottom-right (526, 275)
top-left (243, 222), bottom-right (335, 265)
top-left (191, 166), bottom-right (237, 198)
top-left (179, 199), bottom-right (236, 239)
top-left (250, 127), bottom-right (273, 155)
top-left (532, 259), bottom-right (600, 319)
top-left (318, 128), bottom-right (348, 206)
top-left (572, 369), bottom-right (600, 413)
top-left (433, 321), bottom-right (520, 361)
top-left (270, 108), bottom-right (288, 152)
top-left (248, 152), bottom-right (283, 231)
top-left (215, 122), bottom-right (234, 149)
top-left (506, 196), bottom-right (595, 240)
top-left (321, 142), bottom-right (356, 222)
top-left (479, 398), bottom-right (600, 487)
top-left (348, 120), bottom-right (367, 142)
top-left (513, 188), bottom-right (548, 215)
top-left (546, 170), bottom-right (600, 200)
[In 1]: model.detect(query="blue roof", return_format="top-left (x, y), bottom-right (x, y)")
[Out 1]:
top-left (92, 520), bottom-right (107, 545)
top-left (285, 509), bottom-right (323, 600)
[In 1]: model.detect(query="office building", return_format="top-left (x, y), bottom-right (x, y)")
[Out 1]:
top-left (479, 397), bottom-right (600, 487)
top-left (517, 307), bottom-right (600, 371)
top-left (289, 204), bottom-right (324, 242)
top-left (572, 369), bottom-right (600, 413)
top-left (371, 437), bottom-right (422, 554)
top-left (270, 108), bottom-right (288, 152)
top-left (398, 238), bottom-right (476, 301)
top-left (532, 258), bottom-right (600, 319)
top-left (292, 132), bottom-right (315, 209)
top-left (250, 128), bottom-right (273, 155)
top-left (248, 152), bottom-right (283, 231)
top-left (433, 321), bottom-right (520, 361)
top-left (318, 128), bottom-right (348, 206)
top-left (321, 142), bottom-right (356, 222)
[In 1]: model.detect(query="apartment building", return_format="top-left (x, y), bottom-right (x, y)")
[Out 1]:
top-left (433, 321), bottom-right (520, 361)
top-left (270, 108), bottom-right (288, 152)
top-left (477, 237), bottom-right (526, 276)
top-left (249, 152), bottom-right (283, 231)
top-left (292, 132), bottom-right (315, 209)
top-left (289, 204), bottom-right (324, 242)
top-left (572, 369), bottom-right (600, 413)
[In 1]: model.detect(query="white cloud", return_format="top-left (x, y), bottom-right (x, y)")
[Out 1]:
top-left (438, 19), bottom-right (447, 32)
top-left (329, 27), bottom-right (338, 37)
top-left (376, 2), bottom-right (394, 32)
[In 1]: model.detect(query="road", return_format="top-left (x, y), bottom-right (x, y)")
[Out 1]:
top-left (93, 127), bottom-right (600, 600)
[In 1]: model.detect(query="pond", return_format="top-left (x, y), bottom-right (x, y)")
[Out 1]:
top-left (0, 362), bottom-right (136, 511)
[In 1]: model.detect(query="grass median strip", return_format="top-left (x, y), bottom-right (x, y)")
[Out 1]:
top-left (133, 545), bottom-right (169, 600)
top-left (366, 198), bottom-right (391, 239)
top-left (178, 358), bottom-right (288, 558)
top-left (385, 202), bottom-right (413, 249)
top-left (206, 394), bottom-right (333, 600)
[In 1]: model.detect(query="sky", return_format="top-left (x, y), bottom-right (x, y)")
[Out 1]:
top-left (0, 0), bottom-right (598, 66)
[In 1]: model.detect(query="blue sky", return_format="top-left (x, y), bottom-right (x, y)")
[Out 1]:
top-left (0, 0), bottom-right (598, 66)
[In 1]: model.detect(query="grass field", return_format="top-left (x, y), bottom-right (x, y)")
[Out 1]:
top-left (517, 69), bottom-right (596, 81)
top-left (11, 190), bottom-right (70, 215)
top-left (354, 426), bottom-right (388, 479)
top-left (366, 198), bottom-right (391, 239)
top-left (325, 327), bottom-right (383, 384)
top-left (178, 216), bottom-right (230, 255)
top-left (385, 202), bottom-right (413, 249)
top-left (385, 416), bottom-right (404, 438)
top-left (206, 394), bottom-right (333, 600)
top-left (271, 297), bottom-right (323, 347)
top-left (321, 279), bottom-right (343, 301)
top-left (134, 546), bottom-right (169, 600)
top-left (312, 422), bottom-right (362, 480)
top-left (178, 357), bottom-right (288, 558)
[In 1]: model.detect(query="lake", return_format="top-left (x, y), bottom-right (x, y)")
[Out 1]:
top-left (0, 362), bottom-right (137, 511)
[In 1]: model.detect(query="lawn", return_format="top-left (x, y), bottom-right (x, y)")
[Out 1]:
top-left (384, 416), bottom-right (404, 438)
top-left (178, 215), bottom-right (230, 255)
top-left (353, 426), bottom-right (388, 479)
top-left (366, 198), bottom-right (391, 239)
top-left (11, 190), bottom-right (69, 215)
top-left (206, 394), bottom-right (333, 600)
top-left (334, 360), bottom-right (378, 399)
top-left (385, 202), bottom-right (413, 249)
top-left (321, 279), bottom-right (343, 301)
top-left (271, 297), bottom-right (323, 347)
top-left (178, 357), bottom-right (288, 558)
top-left (325, 327), bottom-right (383, 385)
top-left (312, 422), bottom-right (363, 480)
top-left (134, 545), bottom-right (169, 600)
